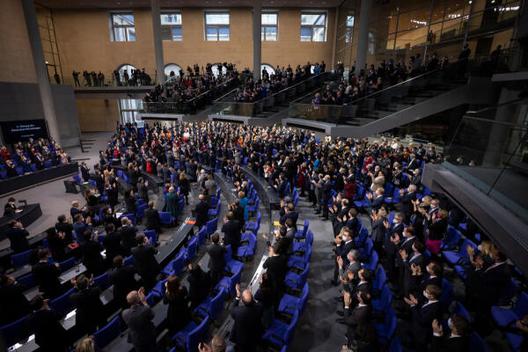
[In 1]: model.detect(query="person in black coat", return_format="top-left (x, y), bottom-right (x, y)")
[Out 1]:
top-left (70, 275), bottom-right (105, 334)
top-left (222, 212), bottom-right (241, 254)
top-left (207, 233), bottom-right (226, 285)
top-left (0, 274), bottom-right (31, 325)
top-left (80, 230), bottom-right (105, 276)
top-left (431, 315), bottom-right (470, 352)
top-left (107, 180), bottom-right (119, 210)
top-left (263, 244), bottom-right (288, 306)
top-left (103, 223), bottom-right (124, 265)
top-left (109, 255), bottom-right (138, 309)
top-left (230, 285), bottom-right (263, 352)
top-left (29, 296), bottom-right (69, 352)
top-left (119, 217), bottom-right (138, 254)
top-left (32, 249), bottom-right (62, 298)
top-left (124, 189), bottom-right (137, 215)
top-left (45, 227), bottom-right (66, 261)
top-left (5, 220), bottom-right (30, 253)
top-left (332, 228), bottom-right (355, 285)
top-left (132, 235), bottom-right (160, 290)
top-left (194, 194), bottom-right (210, 228)
top-left (55, 215), bottom-right (74, 244)
top-left (254, 272), bottom-right (275, 328)
top-left (337, 291), bottom-right (376, 349)
top-left (163, 275), bottom-right (191, 333)
top-left (144, 201), bottom-right (161, 234)
top-left (186, 262), bottom-right (211, 309)
top-left (3, 197), bottom-right (17, 217)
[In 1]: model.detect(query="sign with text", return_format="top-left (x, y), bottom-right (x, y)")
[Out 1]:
top-left (1, 119), bottom-right (49, 144)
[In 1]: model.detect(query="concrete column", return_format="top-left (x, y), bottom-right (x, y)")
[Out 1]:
top-left (21, 0), bottom-right (60, 144)
top-left (355, 0), bottom-right (371, 75)
top-left (151, 0), bottom-right (165, 84)
top-left (252, 2), bottom-right (262, 80)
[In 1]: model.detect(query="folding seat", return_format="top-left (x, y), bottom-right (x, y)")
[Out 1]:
top-left (216, 261), bottom-right (242, 296)
top-left (295, 219), bottom-right (309, 239)
top-left (372, 266), bottom-right (387, 295)
top-left (144, 229), bottom-right (158, 246)
top-left (136, 203), bottom-right (148, 221)
top-left (93, 316), bottom-right (123, 349)
top-left (284, 263), bottom-right (310, 290)
top-left (491, 292), bottom-right (528, 327)
top-left (50, 287), bottom-right (76, 317)
top-left (197, 226), bottom-right (208, 246)
top-left (362, 250), bottom-right (379, 272)
top-left (245, 211), bottom-right (261, 234)
top-left (278, 282), bottom-right (309, 315)
top-left (247, 197), bottom-right (260, 215)
top-left (287, 246), bottom-right (312, 271)
top-left (469, 332), bottom-right (489, 352)
top-left (262, 309), bottom-right (299, 349)
top-left (196, 287), bottom-right (226, 321)
top-left (161, 249), bottom-right (186, 276)
top-left (359, 237), bottom-right (374, 261)
top-left (505, 333), bottom-right (524, 352)
top-left (151, 279), bottom-right (168, 296)
top-left (11, 249), bottom-right (33, 268)
top-left (442, 238), bottom-right (477, 266)
top-left (372, 285), bottom-right (392, 312)
top-left (206, 218), bottom-right (218, 236)
top-left (145, 290), bottom-right (162, 306)
top-left (159, 211), bottom-right (175, 226)
top-left (208, 201), bottom-right (221, 218)
top-left (185, 236), bottom-right (199, 261)
top-left (441, 226), bottom-right (462, 250)
top-left (237, 232), bottom-right (257, 259)
top-left (17, 273), bottom-right (35, 289)
top-left (0, 315), bottom-right (30, 348)
top-left (354, 226), bottom-right (369, 248)
top-left (374, 307), bottom-right (397, 343)
top-left (15, 166), bottom-right (24, 175)
top-left (94, 272), bottom-right (111, 290)
top-left (172, 311), bottom-right (210, 352)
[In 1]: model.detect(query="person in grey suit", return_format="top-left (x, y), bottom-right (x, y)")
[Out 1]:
top-left (122, 288), bottom-right (156, 352)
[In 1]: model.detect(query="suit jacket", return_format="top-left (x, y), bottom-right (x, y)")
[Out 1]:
top-left (103, 231), bottom-right (125, 263)
top-left (122, 304), bottom-right (156, 348)
top-left (230, 301), bottom-right (264, 349)
top-left (81, 239), bottom-right (105, 275)
top-left (280, 211), bottom-right (299, 227)
top-left (222, 220), bottom-right (241, 250)
top-left (400, 192), bottom-right (416, 217)
top-left (411, 301), bottom-right (441, 336)
top-left (144, 208), bottom-right (161, 231)
top-left (484, 262), bottom-right (511, 305)
top-left (109, 265), bottom-right (138, 308)
top-left (5, 227), bottom-right (30, 253)
top-left (336, 240), bottom-right (355, 263)
top-left (70, 287), bottom-right (104, 333)
top-left (263, 255), bottom-right (288, 291)
top-left (29, 309), bottom-right (68, 352)
top-left (343, 304), bottom-right (374, 343)
top-left (431, 335), bottom-right (469, 352)
top-left (132, 245), bottom-right (160, 281)
top-left (207, 243), bottom-right (226, 273)
top-left (0, 282), bottom-right (30, 325)
top-left (32, 261), bottom-right (61, 298)
top-left (119, 225), bottom-right (138, 253)
top-left (194, 200), bottom-right (210, 227)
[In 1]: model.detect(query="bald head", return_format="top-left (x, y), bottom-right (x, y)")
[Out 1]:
top-left (126, 290), bottom-right (140, 306)
top-left (241, 289), bottom-right (253, 305)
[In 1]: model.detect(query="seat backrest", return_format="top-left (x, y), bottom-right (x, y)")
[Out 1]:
top-left (59, 257), bottom-right (77, 272)
top-left (94, 316), bottom-right (122, 349)
top-left (187, 315), bottom-right (211, 352)
top-left (145, 291), bottom-right (162, 306)
top-left (94, 272), bottom-right (110, 290)
top-left (305, 230), bottom-right (314, 246)
top-left (385, 308), bottom-right (397, 339)
top-left (440, 278), bottom-right (454, 307)
top-left (17, 273), bottom-right (35, 289)
top-left (469, 332), bottom-right (488, 352)
top-left (50, 287), bottom-right (76, 317)
top-left (0, 315), bottom-right (30, 347)
top-left (299, 283), bottom-right (310, 311)
top-left (284, 309), bottom-right (300, 344)
top-left (11, 249), bottom-right (33, 268)
top-left (123, 255), bottom-right (134, 266)
top-left (452, 301), bottom-right (473, 323)
top-left (514, 292), bottom-right (528, 317)
top-left (171, 249), bottom-right (186, 275)
top-left (373, 266), bottom-right (387, 291)
top-left (302, 220), bottom-right (309, 237)
top-left (210, 287), bottom-right (226, 320)
top-left (186, 237), bottom-right (198, 259)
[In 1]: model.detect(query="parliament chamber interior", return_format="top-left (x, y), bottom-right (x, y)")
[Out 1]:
top-left (1, 0), bottom-right (528, 351)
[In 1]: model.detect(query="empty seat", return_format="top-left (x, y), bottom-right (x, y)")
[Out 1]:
top-left (0, 315), bottom-right (30, 348)
top-left (196, 287), bottom-right (226, 321)
top-left (172, 311), bottom-right (210, 352)
top-left (491, 292), bottom-right (528, 327)
top-left (50, 287), bottom-right (76, 317)
top-left (278, 282), bottom-right (309, 315)
top-left (375, 307), bottom-right (397, 343)
top-left (93, 316), bottom-right (122, 349)
top-left (11, 249), bottom-right (33, 268)
top-left (284, 263), bottom-right (310, 290)
top-left (159, 211), bottom-right (175, 226)
top-left (262, 309), bottom-right (299, 349)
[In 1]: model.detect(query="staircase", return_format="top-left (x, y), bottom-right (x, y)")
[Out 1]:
top-left (285, 70), bottom-right (495, 138)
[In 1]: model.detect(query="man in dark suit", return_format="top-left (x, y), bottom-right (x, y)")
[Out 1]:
top-left (132, 235), bottom-right (160, 290)
top-left (399, 184), bottom-right (417, 218)
top-left (70, 275), bottom-right (105, 334)
top-left (279, 202), bottom-right (298, 227)
top-left (109, 255), bottom-right (138, 309)
top-left (194, 194), bottom-right (210, 228)
top-left (32, 249), bottom-right (62, 298)
top-left (0, 274), bottom-right (31, 325)
top-left (80, 230), bottom-right (105, 276)
top-left (55, 215), bottom-right (73, 243)
top-left (119, 217), bottom-right (138, 255)
top-left (263, 244), bottom-right (288, 304)
top-left (3, 197), bottom-right (18, 217)
top-left (431, 315), bottom-right (470, 352)
top-left (338, 291), bottom-right (375, 349)
top-left (5, 220), bottom-right (30, 253)
top-left (207, 233), bottom-right (226, 285)
top-left (103, 223), bottom-right (124, 265)
top-left (28, 295), bottom-right (69, 352)
top-left (221, 212), bottom-right (241, 254)
top-left (122, 289), bottom-right (156, 352)
top-left (230, 285), bottom-right (263, 352)
top-left (144, 201), bottom-right (161, 234)
top-left (483, 250), bottom-right (511, 306)
top-left (404, 284), bottom-right (442, 350)
top-left (332, 229), bottom-right (355, 285)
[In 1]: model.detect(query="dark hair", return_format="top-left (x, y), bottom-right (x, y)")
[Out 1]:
top-left (450, 314), bottom-right (470, 336)
top-left (425, 284), bottom-right (441, 299)
top-left (113, 255), bottom-right (123, 267)
top-left (413, 241), bottom-right (425, 254)
top-left (57, 215), bottom-right (66, 223)
top-left (211, 233), bottom-right (220, 244)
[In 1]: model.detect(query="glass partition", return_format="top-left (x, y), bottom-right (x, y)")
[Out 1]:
top-left (442, 102), bottom-right (528, 223)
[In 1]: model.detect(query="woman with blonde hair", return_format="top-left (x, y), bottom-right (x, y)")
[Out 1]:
top-left (75, 337), bottom-right (95, 352)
